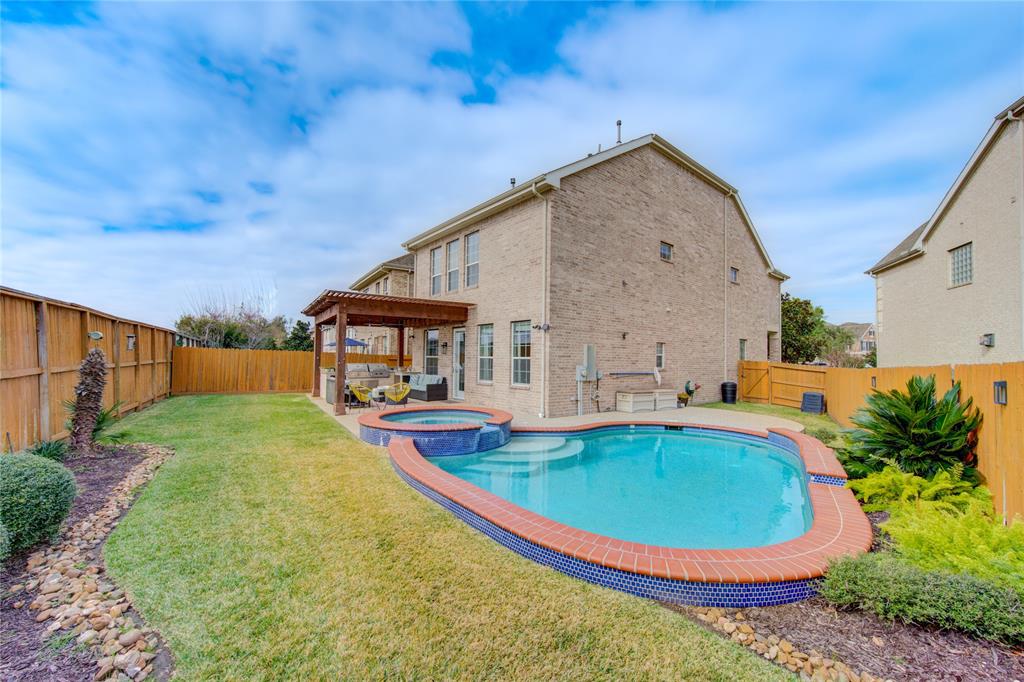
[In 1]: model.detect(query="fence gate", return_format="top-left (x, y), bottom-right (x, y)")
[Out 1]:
top-left (739, 361), bottom-right (770, 403)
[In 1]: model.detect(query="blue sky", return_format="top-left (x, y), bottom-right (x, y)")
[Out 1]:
top-left (2, 1), bottom-right (1022, 327)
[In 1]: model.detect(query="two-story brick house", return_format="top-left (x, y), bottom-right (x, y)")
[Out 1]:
top-left (393, 134), bottom-right (786, 418)
top-left (330, 254), bottom-right (415, 354)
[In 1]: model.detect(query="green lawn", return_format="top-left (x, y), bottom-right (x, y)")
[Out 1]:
top-left (106, 394), bottom-right (790, 681)
top-left (704, 400), bottom-right (844, 439)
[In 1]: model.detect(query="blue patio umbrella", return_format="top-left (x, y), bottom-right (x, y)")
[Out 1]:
top-left (344, 337), bottom-right (367, 347)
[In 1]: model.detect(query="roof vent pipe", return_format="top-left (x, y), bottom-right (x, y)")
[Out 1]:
top-left (510, 177), bottom-right (516, 188)
top-left (616, 119), bottom-right (622, 144)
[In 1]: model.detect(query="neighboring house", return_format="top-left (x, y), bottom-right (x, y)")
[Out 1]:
top-left (838, 322), bottom-right (876, 357)
top-left (327, 254), bottom-right (415, 355)
top-left (394, 134), bottom-right (786, 418)
top-left (867, 95), bottom-right (1024, 366)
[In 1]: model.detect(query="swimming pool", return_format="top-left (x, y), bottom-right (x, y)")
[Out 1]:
top-left (434, 429), bottom-right (812, 549)
top-left (388, 420), bottom-right (872, 607)
top-left (381, 409), bottom-right (491, 425)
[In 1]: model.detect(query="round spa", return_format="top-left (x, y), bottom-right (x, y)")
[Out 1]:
top-left (387, 422), bottom-right (872, 608)
top-left (358, 406), bottom-right (513, 455)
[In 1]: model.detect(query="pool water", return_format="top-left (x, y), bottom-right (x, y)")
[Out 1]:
top-left (381, 410), bottom-right (490, 425)
top-left (434, 428), bottom-right (812, 549)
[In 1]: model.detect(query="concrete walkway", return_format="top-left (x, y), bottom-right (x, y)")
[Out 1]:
top-left (307, 394), bottom-right (803, 440)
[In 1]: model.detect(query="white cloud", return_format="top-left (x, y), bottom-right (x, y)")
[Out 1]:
top-left (2, 2), bottom-right (1021, 328)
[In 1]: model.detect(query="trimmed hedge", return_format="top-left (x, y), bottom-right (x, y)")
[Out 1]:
top-left (0, 454), bottom-right (76, 557)
top-left (0, 522), bottom-right (10, 562)
top-left (821, 552), bottom-right (1024, 644)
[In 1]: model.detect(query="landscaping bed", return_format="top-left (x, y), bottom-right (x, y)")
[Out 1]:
top-left (1, 444), bottom-right (173, 682)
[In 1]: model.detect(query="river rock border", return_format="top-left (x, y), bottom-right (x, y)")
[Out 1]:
top-left (689, 606), bottom-right (894, 682)
top-left (7, 444), bottom-right (174, 681)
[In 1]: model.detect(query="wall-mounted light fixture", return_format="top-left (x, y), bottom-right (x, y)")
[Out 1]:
top-left (441, 341), bottom-right (449, 354)
top-left (870, 375), bottom-right (877, 388)
top-left (87, 331), bottom-right (103, 341)
top-left (994, 381), bottom-right (1008, 405)
top-left (621, 332), bottom-right (628, 340)
top-left (979, 333), bottom-right (996, 347)
top-left (126, 334), bottom-right (137, 351)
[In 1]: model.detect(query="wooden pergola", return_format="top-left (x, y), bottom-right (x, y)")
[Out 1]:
top-left (302, 290), bottom-right (471, 415)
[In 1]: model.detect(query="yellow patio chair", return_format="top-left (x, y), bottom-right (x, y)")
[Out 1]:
top-left (348, 383), bottom-right (373, 409)
top-left (382, 382), bottom-right (411, 407)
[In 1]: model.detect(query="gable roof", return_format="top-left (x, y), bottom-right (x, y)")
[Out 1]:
top-left (349, 253), bottom-right (415, 291)
top-left (401, 134), bottom-right (787, 280)
top-left (838, 322), bottom-right (873, 339)
top-left (868, 94), bottom-right (1024, 275)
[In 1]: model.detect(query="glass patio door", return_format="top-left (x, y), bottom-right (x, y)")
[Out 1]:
top-left (452, 328), bottom-right (466, 399)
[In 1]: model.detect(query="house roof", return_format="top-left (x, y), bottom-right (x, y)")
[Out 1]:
top-left (838, 322), bottom-right (873, 339)
top-left (349, 253), bottom-right (415, 291)
top-left (867, 94), bottom-right (1024, 275)
top-left (401, 133), bottom-right (787, 280)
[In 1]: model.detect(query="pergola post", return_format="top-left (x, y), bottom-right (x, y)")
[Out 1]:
top-left (396, 324), bottom-right (405, 370)
top-left (312, 321), bottom-right (322, 397)
top-left (334, 308), bottom-right (347, 415)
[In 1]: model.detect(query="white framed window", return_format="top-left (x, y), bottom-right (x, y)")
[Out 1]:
top-left (739, 338), bottom-right (747, 360)
top-left (729, 267), bottom-right (739, 283)
top-left (374, 281), bottom-right (380, 294)
top-left (447, 239), bottom-right (460, 292)
top-left (430, 247), bottom-right (442, 295)
top-left (655, 342), bottom-right (665, 369)
top-left (660, 242), bottom-right (673, 262)
top-left (424, 329), bottom-right (439, 375)
top-left (382, 276), bottom-right (389, 295)
top-left (511, 321), bottom-right (531, 386)
top-left (478, 324), bottom-right (493, 382)
top-left (465, 231), bottom-right (480, 287)
top-left (949, 242), bottom-right (972, 287)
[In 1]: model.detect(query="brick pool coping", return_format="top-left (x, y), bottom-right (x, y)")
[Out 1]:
top-left (357, 405), bottom-right (514, 432)
top-left (388, 422), bottom-right (872, 585)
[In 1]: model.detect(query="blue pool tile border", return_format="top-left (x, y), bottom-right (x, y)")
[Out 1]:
top-left (393, 461), bottom-right (821, 608)
top-left (810, 474), bottom-right (847, 487)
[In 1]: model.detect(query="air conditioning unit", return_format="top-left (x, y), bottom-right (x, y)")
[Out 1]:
top-left (979, 333), bottom-right (995, 347)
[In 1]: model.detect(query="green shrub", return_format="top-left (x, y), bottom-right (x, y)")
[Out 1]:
top-left (25, 440), bottom-right (69, 462)
top-left (847, 465), bottom-right (991, 515)
top-left (0, 454), bottom-right (76, 555)
top-left (883, 506), bottom-right (1024, 597)
top-left (845, 375), bottom-right (982, 479)
top-left (0, 521), bottom-right (10, 562)
top-left (821, 553), bottom-right (1024, 644)
top-left (805, 426), bottom-right (839, 446)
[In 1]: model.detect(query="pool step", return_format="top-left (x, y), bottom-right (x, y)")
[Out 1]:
top-left (482, 438), bottom-right (584, 464)
top-left (476, 424), bottom-right (510, 452)
top-left (462, 461), bottom-right (540, 476)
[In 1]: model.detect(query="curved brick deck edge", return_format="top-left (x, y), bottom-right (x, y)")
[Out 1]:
top-left (388, 424), bottom-right (872, 586)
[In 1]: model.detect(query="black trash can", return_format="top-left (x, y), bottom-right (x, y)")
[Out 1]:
top-left (721, 381), bottom-right (738, 404)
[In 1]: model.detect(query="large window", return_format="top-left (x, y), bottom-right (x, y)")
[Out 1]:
top-left (511, 321), bottom-right (531, 386)
top-left (950, 242), bottom-right (972, 287)
top-left (381, 276), bottom-right (389, 295)
top-left (655, 342), bottom-right (665, 369)
top-left (425, 329), bottom-right (439, 375)
top-left (430, 247), bottom-right (442, 295)
top-left (447, 240), bottom-right (460, 292)
top-left (478, 324), bottom-right (493, 382)
top-left (465, 231), bottom-right (480, 288)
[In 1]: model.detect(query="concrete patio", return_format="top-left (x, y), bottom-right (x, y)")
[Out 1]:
top-left (307, 394), bottom-right (803, 439)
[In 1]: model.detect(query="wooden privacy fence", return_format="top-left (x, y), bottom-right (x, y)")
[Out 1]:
top-left (171, 348), bottom-right (411, 394)
top-left (739, 360), bottom-right (1024, 520)
top-left (1, 287), bottom-right (173, 452)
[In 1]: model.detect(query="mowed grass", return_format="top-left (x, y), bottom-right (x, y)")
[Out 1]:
top-left (704, 400), bottom-right (843, 437)
top-left (106, 394), bottom-right (791, 681)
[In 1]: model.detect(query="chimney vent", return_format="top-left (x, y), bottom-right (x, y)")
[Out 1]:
top-left (510, 177), bottom-right (516, 188)
top-left (616, 119), bottom-right (622, 144)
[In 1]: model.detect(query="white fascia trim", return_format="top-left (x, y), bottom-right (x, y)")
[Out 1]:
top-left (914, 114), bottom-right (1011, 250)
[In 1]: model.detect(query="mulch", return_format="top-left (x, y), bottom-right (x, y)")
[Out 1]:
top-left (0, 445), bottom-right (146, 682)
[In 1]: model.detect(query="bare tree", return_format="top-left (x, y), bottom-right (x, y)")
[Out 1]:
top-left (175, 283), bottom-right (286, 349)
top-left (69, 348), bottom-right (107, 456)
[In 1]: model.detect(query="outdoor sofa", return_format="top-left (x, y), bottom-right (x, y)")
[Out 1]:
top-left (405, 374), bottom-right (448, 401)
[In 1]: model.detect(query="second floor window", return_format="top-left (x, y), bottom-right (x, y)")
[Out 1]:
top-left (950, 242), bottom-right (972, 287)
top-left (511, 321), bottom-right (531, 385)
top-left (660, 242), bottom-right (673, 261)
top-left (729, 267), bottom-right (739, 283)
top-left (655, 342), bottom-right (665, 369)
top-left (374, 281), bottom-right (380, 294)
top-left (424, 329), bottom-right (439, 375)
top-left (430, 247), bottom-right (442, 295)
top-left (465, 231), bottom-right (480, 287)
top-left (478, 324), bottom-right (493, 382)
top-left (382, 276), bottom-right (389, 295)
top-left (447, 240), bottom-right (460, 292)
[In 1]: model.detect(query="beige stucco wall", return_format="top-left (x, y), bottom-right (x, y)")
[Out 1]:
top-left (875, 120), bottom-right (1023, 366)
top-left (409, 197), bottom-right (547, 416)
top-left (545, 145), bottom-right (782, 417)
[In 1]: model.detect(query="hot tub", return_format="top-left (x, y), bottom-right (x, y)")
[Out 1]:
top-left (357, 406), bottom-right (513, 455)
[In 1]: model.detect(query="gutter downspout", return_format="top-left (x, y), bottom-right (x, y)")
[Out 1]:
top-left (532, 181), bottom-right (550, 418)
top-left (1011, 110), bottom-right (1024, 377)
top-left (723, 192), bottom-right (732, 383)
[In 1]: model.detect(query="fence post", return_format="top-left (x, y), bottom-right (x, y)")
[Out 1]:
top-left (113, 320), bottom-right (121, 416)
top-left (35, 301), bottom-right (50, 441)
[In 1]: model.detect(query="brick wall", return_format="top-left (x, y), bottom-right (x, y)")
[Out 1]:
top-left (546, 146), bottom-right (781, 416)
top-left (409, 197), bottom-right (547, 417)
top-left (349, 269), bottom-right (415, 354)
